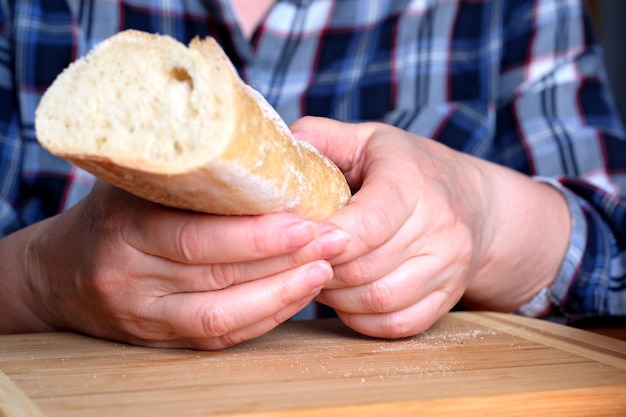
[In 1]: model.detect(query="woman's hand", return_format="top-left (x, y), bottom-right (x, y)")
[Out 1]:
top-left (291, 117), bottom-right (571, 339)
top-left (2, 181), bottom-right (349, 350)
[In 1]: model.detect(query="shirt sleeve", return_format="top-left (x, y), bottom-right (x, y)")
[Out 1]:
top-left (0, 4), bottom-right (24, 238)
top-left (505, 0), bottom-right (626, 321)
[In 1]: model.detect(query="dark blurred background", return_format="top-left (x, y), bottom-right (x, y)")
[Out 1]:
top-left (586, 0), bottom-right (626, 124)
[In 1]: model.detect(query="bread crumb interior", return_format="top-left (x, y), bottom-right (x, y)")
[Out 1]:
top-left (37, 34), bottom-right (235, 172)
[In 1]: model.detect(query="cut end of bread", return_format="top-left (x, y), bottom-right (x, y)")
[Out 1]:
top-left (36, 30), bottom-right (236, 173)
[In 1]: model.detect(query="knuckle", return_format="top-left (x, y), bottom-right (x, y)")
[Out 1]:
top-left (215, 332), bottom-right (247, 350)
top-left (250, 231), bottom-right (267, 259)
top-left (380, 313), bottom-right (415, 339)
top-left (353, 200), bottom-right (395, 252)
top-left (275, 278), bottom-right (299, 308)
top-left (362, 281), bottom-right (395, 313)
top-left (272, 303), bottom-right (299, 325)
top-left (247, 216), bottom-right (273, 258)
top-left (283, 251), bottom-right (304, 271)
top-left (206, 263), bottom-right (237, 290)
top-left (199, 304), bottom-right (234, 338)
top-left (333, 258), bottom-right (375, 287)
top-left (174, 217), bottom-right (202, 263)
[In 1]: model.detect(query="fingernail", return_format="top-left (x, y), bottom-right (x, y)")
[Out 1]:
top-left (284, 221), bottom-right (315, 248)
top-left (318, 229), bottom-right (350, 256)
top-left (305, 261), bottom-right (333, 290)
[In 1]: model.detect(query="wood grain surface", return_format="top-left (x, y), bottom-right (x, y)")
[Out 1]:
top-left (0, 312), bottom-right (625, 417)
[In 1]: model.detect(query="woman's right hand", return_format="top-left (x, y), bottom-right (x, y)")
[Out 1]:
top-left (2, 181), bottom-right (349, 350)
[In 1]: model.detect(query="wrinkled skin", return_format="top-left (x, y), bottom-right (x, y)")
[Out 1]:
top-left (291, 117), bottom-right (570, 339)
top-left (2, 182), bottom-right (349, 350)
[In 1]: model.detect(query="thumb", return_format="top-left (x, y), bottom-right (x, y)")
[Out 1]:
top-left (289, 116), bottom-right (365, 176)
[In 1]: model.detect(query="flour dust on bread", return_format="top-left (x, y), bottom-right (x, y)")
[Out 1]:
top-left (35, 30), bottom-right (351, 220)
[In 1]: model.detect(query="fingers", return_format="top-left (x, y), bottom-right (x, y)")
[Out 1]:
top-left (138, 261), bottom-right (334, 350)
top-left (294, 119), bottom-right (418, 271)
top-left (153, 297), bottom-right (313, 350)
top-left (50, 183), bottom-right (351, 350)
top-left (334, 289), bottom-right (457, 339)
top-left (146, 226), bottom-right (349, 292)
top-left (126, 207), bottom-right (338, 264)
top-left (73, 118), bottom-right (480, 348)
top-left (290, 118), bottom-right (480, 341)
top-left (290, 116), bottom-right (364, 179)
top-left (323, 126), bottom-right (420, 274)
top-left (317, 257), bottom-right (437, 313)
top-left (318, 255), bottom-right (467, 314)
top-left (112, 193), bottom-right (351, 291)
top-left (325, 185), bottom-right (412, 273)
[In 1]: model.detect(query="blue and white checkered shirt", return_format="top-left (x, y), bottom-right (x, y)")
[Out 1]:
top-left (1, 0), bottom-right (625, 322)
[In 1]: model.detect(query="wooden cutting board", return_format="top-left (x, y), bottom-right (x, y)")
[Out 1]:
top-left (0, 312), bottom-right (625, 417)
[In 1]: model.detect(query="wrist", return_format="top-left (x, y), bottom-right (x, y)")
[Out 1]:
top-left (516, 179), bottom-right (587, 318)
top-left (0, 221), bottom-right (56, 333)
top-left (462, 161), bottom-right (572, 312)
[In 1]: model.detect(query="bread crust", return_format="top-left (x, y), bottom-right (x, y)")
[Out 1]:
top-left (35, 30), bottom-right (351, 220)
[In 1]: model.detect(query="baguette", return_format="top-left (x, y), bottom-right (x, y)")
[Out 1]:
top-left (35, 30), bottom-right (351, 220)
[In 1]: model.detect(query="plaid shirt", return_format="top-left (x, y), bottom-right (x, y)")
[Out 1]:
top-left (1, 0), bottom-right (625, 322)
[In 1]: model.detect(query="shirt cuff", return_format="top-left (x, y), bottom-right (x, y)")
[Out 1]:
top-left (515, 177), bottom-right (587, 320)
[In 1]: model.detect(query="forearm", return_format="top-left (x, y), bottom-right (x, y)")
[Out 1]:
top-left (462, 156), bottom-right (572, 312)
top-left (0, 220), bottom-right (54, 334)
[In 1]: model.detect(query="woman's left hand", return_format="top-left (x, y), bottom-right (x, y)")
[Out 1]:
top-left (290, 116), bottom-right (570, 339)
